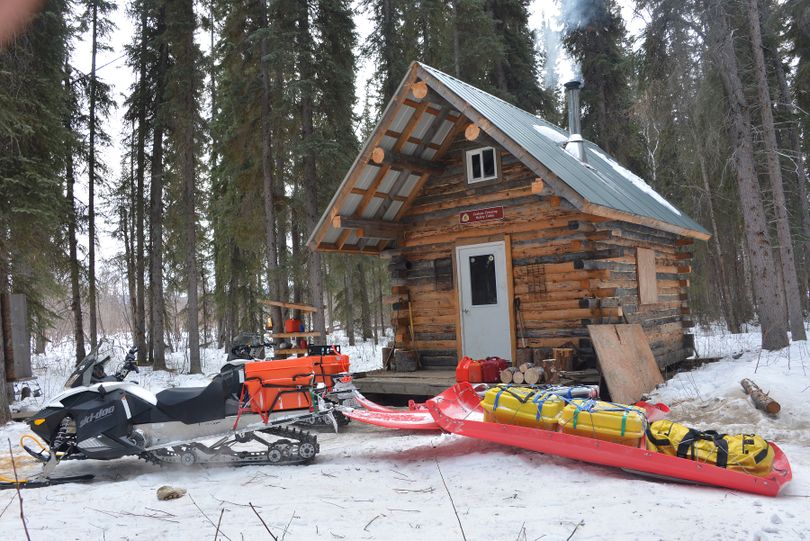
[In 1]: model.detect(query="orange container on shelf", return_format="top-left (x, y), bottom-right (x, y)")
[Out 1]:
top-left (284, 318), bottom-right (302, 333)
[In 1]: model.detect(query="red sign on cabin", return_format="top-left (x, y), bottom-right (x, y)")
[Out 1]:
top-left (459, 206), bottom-right (504, 225)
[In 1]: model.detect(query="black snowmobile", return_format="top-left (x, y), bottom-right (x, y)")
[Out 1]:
top-left (8, 342), bottom-right (335, 489)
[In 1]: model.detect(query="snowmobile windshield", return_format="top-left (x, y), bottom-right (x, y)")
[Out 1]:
top-left (64, 343), bottom-right (114, 389)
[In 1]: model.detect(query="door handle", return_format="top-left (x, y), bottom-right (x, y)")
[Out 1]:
top-left (463, 308), bottom-right (470, 314)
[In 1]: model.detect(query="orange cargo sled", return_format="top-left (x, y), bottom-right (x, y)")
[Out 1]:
top-left (236, 348), bottom-right (351, 424)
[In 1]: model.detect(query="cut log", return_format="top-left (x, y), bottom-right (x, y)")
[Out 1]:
top-left (519, 361), bottom-right (535, 373)
top-left (515, 348), bottom-right (533, 368)
top-left (524, 366), bottom-right (544, 385)
top-left (464, 124), bottom-right (480, 141)
top-left (740, 378), bottom-right (781, 414)
top-left (553, 348), bottom-right (575, 371)
top-left (512, 370), bottom-right (525, 385)
top-left (411, 80), bottom-right (428, 99)
top-left (541, 359), bottom-right (558, 384)
top-left (500, 366), bottom-right (519, 384)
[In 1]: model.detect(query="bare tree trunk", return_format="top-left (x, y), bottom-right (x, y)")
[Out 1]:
top-left (87, 1), bottom-right (99, 349)
top-left (201, 263), bottom-right (209, 345)
top-left (0, 289), bottom-right (10, 423)
top-left (451, 0), bottom-right (460, 77)
top-left (696, 144), bottom-right (740, 332)
top-left (747, 0), bottom-right (806, 340)
top-left (150, 10), bottom-right (168, 370)
top-left (273, 60), bottom-right (289, 310)
top-left (768, 41), bottom-right (810, 308)
top-left (377, 269), bottom-right (385, 341)
top-left (135, 8), bottom-right (148, 363)
top-left (123, 207), bottom-right (137, 336)
top-left (297, 4), bottom-right (326, 343)
top-left (64, 65), bottom-right (86, 365)
top-left (357, 260), bottom-right (372, 340)
top-left (345, 266), bottom-right (355, 346)
top-left (169, 0), bottom-right (201, 373)
top-left (706, 0), bottom-right (788, 350)
top-left (258, 0), bottom-right (282, 333)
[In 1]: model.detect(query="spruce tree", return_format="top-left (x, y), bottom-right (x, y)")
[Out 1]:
top-left (165, 0), bottom-right (204, 372)
top-left (81, 0), bottom-right (115, 349)
top-left (563, 0), bottom-right (640, 167)
top-left (0, 0), bottom-right (72, 419)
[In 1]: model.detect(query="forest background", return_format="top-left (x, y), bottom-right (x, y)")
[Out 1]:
top-left (0, 0), bottom-right (808, 419)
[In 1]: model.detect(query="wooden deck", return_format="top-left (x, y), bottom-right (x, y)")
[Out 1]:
top-left (353, 369), bottom-right (456, 397)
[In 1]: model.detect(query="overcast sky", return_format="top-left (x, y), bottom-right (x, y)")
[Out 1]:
top-left (69, 1), bottom-right (645, 259)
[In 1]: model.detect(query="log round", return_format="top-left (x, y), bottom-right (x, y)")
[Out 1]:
top-left (411, 80), bottom-right (428, 99)
top-left (524, 366), bottom-right (544, 385)
top-left (740, 378), bottom-right (781, 414)
top-left (500, 366), bottom-right (519, 384)
top-left (464, 124), bottom-right (481, 141)
top-left (371, 146), bottom-right (385, 164)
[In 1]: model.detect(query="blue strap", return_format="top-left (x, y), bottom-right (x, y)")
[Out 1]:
top-left (493, 387), bottom-right (508, 412)
top-left (532, 392), bottom-right (548, 421)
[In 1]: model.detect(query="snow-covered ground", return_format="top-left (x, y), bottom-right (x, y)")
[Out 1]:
top-left (2, 326), bottom-right (809, 540)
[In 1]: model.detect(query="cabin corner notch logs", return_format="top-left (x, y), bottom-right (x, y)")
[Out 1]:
top-left (382, 131), bottom-right (695, 370)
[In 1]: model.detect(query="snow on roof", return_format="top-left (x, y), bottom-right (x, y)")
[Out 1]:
top-left (590, 148), bottom-right (682, 216)
top-left (532, 123), bottom-right (568, 144)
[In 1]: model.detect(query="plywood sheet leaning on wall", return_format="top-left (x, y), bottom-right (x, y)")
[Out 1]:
top-left (588, 324), bottom-right (664, 403)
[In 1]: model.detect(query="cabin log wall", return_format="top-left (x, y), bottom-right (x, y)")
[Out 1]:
top-left (387, 132), bottom-right (693, 369)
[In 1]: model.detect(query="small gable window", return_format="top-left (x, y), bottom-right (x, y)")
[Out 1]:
top-left (466, 147), bottom-right (498, 183)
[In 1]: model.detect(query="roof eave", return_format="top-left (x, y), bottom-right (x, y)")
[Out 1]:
top-left (582, 202), bottom-right (711, 241)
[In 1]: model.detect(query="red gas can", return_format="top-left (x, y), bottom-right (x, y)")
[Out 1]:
top-left (480, 357), bottom-right (510, 383)
top-left (456, 356), bottom-right (473, 383)
top-left (468, 360), bottom-right (483, 383)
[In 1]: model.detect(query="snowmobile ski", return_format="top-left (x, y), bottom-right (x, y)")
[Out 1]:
top-left (425, 383), bottom-right (792, 496)
top-left (0, 474), bottom-right (95, 490)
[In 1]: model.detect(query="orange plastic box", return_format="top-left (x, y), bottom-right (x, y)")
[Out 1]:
top-left (243, 358), bottom-right (316, 413)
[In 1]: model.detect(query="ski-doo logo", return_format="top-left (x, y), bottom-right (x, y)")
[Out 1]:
top-left (78, 405), bottom-right (116, 429)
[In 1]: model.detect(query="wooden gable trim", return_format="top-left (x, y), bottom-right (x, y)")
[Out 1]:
top-left (308, 66), bottom-right (421, 249)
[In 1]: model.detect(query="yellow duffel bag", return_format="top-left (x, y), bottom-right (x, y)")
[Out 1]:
top-left (645, 420), bottom-right (775, 477)
top-left (481, 386), bottom-right (565, 430)
top-left (558, 399), bottom-right (647, 447)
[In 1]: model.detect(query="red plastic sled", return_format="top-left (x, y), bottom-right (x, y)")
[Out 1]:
top-left (426, 383), bottom-right (792, 497)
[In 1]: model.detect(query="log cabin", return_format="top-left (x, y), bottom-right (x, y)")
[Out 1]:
top-left (307, 62), bottom-right (709, 384)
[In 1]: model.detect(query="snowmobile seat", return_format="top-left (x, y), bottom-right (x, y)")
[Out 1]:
top-left (156, 377), bottom-right (227, 424)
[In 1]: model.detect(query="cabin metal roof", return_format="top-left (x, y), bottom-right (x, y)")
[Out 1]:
top-left (308, 62), bottom-right (709, 254)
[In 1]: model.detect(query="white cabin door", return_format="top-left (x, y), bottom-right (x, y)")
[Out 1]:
top-left (456, 241), bottom-right (511, 360)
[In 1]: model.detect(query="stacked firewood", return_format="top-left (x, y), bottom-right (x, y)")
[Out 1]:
top-left (500, 348), bottom-right (575, 385)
